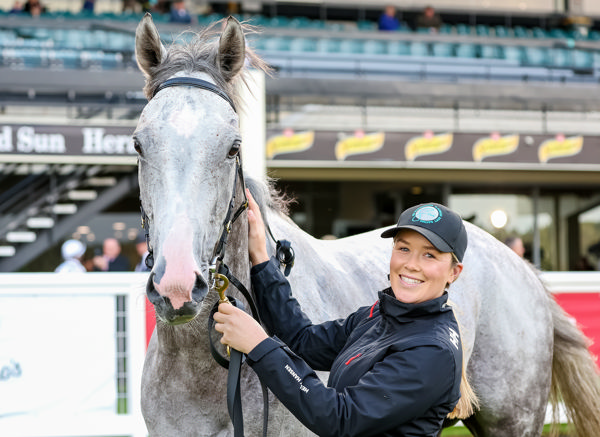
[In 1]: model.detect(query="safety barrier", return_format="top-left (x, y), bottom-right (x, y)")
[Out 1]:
top-left (0, 271), bottom-right (598, 437)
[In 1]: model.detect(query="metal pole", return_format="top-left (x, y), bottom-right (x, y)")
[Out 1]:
top-left (532, 186), bottom-right (541, 268)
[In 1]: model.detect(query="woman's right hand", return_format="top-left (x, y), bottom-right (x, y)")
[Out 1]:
top-left (247, 189), bottom-right (269, 266)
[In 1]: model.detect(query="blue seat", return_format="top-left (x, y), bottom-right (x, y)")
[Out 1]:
top-left (476, 25), bottom-right (490, 37)
top-left (357, 20), bottom-right (376, 31)
top-left (268, 16), bottom-right (290, 28)
top-left (572, 50), bottom-right (593, 68)
top-left (480, 45), bottom-right (500, 59)
top-left (548, 48), bottom-right (570, 67)
top-left (588, 30), bottom-right (600, 41)
top-left (438, 24), bottom-right (453, 34)
top-left (455, 43), bottom-right (477, 58)
top-left (513, 26), bottom-right (533, 39)
top-left (494, 25), bottom-right (512, 38)
top-left (549, 28), bottom-right (569, 39)
top-left (455, 24), bottom-right (472, 36)
top-left (524, 47), bottom-right (548, 65)
top-left (339, 39), bottom-right (364, 54)
top-left (410, 41), bottom-right (429, 56)
top-left (262, 37), bottom-right (291, 52)
top-left (316, 38), bottom-right (341, 53)
top-left (363, 40), bottom-right (386, 55)
top-left (55, 50), bottom-right (80, 69)
top-left (502, 45), bottom-right (524, 63)
top-left (289, 37), bottom-right (317, 53)
top-left (532, 27), bottom-right (548, 39)
top-left (288, 17), bottom-right (311, 29)
top-left (431, 42), bottom-right (453, 57)
top-left (386, 40), bottom-right (410, 55)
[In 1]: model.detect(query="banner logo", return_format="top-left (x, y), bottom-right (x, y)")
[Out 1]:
top-left (266, 129), bottom-right (314, 159)
top-left (405, 131), bottom-right (453, 161)
top-left (538, 134), bottom-right (583, 163)
top-left (335, 130), bottom-right (384, 160)
top-left (472, 133), bottom-right (519, 162)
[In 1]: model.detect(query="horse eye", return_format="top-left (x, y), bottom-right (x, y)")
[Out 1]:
top-left (133, 138), bottom-right (143, 155)
top-left (228, 139), bottom-right (241, 158)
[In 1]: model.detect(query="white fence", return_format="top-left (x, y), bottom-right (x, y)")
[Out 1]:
top-left (0, 273), bottom-right (148, 437)
top-left (0, 271), bottom-right (599, 437)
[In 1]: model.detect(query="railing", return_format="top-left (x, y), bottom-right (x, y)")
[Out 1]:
top-left (0, 271), bottom-right (598, 436)
top-left (0, 272), bottom-right (148, 437)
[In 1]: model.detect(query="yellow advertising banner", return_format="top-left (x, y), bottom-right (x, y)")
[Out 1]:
top-left (335, 131), bottom-right (385, 160)
top-left (472, 134), bottom-right (519, 162)
top-left (538, 135), bottom-right (583, 163)
top-left (266, 130), bottom-right (314, 159)
top-left (405, 132), bottom-right (453, 161)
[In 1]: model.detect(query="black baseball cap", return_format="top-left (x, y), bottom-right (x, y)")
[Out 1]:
top-left (381, 203), bottom-right (468, 262)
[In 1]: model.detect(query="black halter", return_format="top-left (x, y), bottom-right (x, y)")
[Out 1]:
top-left (152, 76), bottom-right (237, 112)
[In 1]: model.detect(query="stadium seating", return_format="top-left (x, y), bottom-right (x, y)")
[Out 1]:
top-left (0, 10), bottom-right (598, 76)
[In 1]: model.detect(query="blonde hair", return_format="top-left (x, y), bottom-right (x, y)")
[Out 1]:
top-left (446, 301), bottom-right (480, 419)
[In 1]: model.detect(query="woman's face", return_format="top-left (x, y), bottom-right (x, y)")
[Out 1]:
top-left (389, 229), bottom-right (463, 304)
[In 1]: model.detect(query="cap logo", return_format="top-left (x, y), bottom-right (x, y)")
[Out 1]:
top-left (412, 205), bottom-right (442, 224)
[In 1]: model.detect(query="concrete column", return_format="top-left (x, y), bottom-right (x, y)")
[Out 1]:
top-left (238, 69), bottom-right (266, 182)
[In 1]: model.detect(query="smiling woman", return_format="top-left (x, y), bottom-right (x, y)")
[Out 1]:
top-left (214, 199), bottom-right (476, 436)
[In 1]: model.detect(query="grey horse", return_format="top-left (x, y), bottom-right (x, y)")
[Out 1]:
top-left (134, 14), bottom-right (600, 436)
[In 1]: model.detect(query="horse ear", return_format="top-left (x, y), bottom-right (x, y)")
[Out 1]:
top-left (135, 13), bottom-right (167, 79)
top-left (218, 17), bottom-right (246, 82)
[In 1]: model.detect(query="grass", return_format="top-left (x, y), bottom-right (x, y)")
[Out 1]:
top-left (441, 423), bottom-right (572, 436)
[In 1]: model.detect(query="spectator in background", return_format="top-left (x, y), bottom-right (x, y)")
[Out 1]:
top-left (378, 5), bottom-right (400, 31)
top-left (9, 1), bottom-right (23, 13)
top-left (93, 237), bottom-right (130, 271)
top-left (81, 0), bottom-right (95, 13)
top-left (134, 233), bottom-right (151, 272)
top-left (416, 5), bottom-right (442, 32)
top-left (504, 235), bottom-right (525, 258)
top-left (23, 0), bottom-right (46, 15)
top-left (170, 0), bottom-right (192, 23)
top-left (55, 240), bottom-right (87, 273)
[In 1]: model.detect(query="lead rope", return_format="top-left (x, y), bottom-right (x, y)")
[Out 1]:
top-left (207, 152), bottom-right (269, 437)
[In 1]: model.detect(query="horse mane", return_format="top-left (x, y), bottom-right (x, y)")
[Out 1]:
top-left (246, 176), bottom-right (293, 219)
top-left (143, 19), bottom-right (269, 109)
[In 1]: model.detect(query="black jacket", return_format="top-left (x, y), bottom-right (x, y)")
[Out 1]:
top-left (247, 258), bottom-right (462, 437)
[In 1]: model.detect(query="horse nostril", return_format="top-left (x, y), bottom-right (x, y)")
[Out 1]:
top-left (146, 273), bottom-right (165, 306)
top-left (191, 273), bottom-right (209, 302)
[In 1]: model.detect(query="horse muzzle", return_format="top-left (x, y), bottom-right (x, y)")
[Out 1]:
top-left (146, 272), bottom-right (208, 325)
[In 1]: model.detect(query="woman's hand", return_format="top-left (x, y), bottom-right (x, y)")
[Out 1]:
top-left (247, 189), bottom-right (269, 266)
top-left (213, 303), bottom-right (268, 354)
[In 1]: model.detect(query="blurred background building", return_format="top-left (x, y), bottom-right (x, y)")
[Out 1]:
top-left (1, 0), bottom-right (600, 272)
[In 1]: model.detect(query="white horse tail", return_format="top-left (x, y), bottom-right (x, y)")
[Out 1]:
top-left (548, 293), bottom-right (600, 437)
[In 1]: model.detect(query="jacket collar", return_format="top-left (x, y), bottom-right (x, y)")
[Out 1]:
top-left (378, 287), bottom-right (450, 321)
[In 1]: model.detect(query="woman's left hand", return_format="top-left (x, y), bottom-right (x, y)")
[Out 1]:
top-left (213, 303), bottom-right (269, 354)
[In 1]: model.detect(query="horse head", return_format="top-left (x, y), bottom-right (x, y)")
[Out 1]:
top-left (134, 14), bottom-right (256, 325)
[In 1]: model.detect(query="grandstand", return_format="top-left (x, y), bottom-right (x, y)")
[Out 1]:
top-left (1, 0), bottom-right (600, 272)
